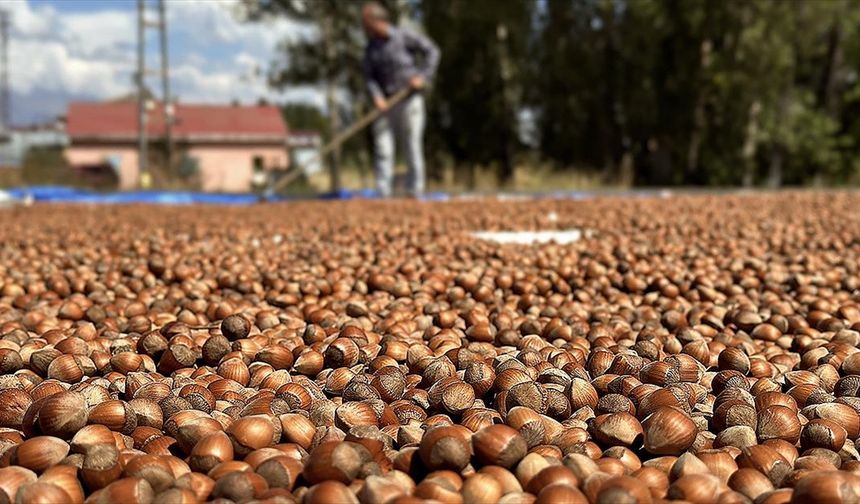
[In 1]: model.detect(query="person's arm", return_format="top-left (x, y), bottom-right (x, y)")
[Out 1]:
top-left (363, 54), bottom-right (383, 99)
top-left (403, 29), bottom-right (440, 82)
top-left (363, 49), bottom-right (387, 110)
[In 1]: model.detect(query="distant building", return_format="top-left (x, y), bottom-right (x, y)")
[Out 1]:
top-left (0, 122), bottom-right (68, 169)
top-left (64, 101), bottom-right (291, 192)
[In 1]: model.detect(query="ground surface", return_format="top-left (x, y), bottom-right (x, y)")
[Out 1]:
top-left (0, 192), bottom-right (859, 502)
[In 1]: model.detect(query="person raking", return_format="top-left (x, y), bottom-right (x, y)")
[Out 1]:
top-left (362, 2), bottom-right (440, 198)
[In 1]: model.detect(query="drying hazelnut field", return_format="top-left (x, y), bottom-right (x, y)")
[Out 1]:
top-left (3, 192), bottom-right (860, 504)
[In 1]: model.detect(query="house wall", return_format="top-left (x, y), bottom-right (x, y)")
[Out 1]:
top-left (65, 146), bottom-right (139, 189)
top-left (66, 144), bottom-right (289, 192)
top-left (186, 145), bottom-right (289, 192)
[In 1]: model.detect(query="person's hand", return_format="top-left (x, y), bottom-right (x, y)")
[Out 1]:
top-left (409, 75), bottom-right (425, 90)
top-left (374, 95), bottom-right (388, 111)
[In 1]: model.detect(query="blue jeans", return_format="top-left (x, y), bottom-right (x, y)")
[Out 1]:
top-left (372, 95), bottom-right (426, 197)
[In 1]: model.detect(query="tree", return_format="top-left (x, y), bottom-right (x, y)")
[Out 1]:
top-left (420, 0), bottom-right (533, 187)
top-left (281, 103), bottom-right (327, 134)
top-left (528, 0), bottom-right (598, 170)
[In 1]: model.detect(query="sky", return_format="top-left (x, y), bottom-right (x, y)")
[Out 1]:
top-left (3, 0), bottom-right (320, 125)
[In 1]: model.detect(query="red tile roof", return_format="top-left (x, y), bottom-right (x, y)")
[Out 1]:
top-left (66, 101), bottom-right (288, 144)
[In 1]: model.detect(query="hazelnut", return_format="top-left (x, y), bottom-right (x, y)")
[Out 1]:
top-left (304, 480), bottom-right (359, 504)
top-left (756, 405), bottom-right (801, 444)
top-left (256, 456), bottom-right (303, 491)
top-left (0, 389), bottom-right (32, 430)
top-left (736, 445), bottom-right (792, 486)
top-left (0, 466), bottom-right (37, 502)
top-left (88, 400), bottom-right (138, 435)
top-left (189, 432), bottom-right (234, 473)
top-left (525, 465), bottom-right (579, 495)
top-left (791, 471), bottom-right (860, 503)
top-left (800, 418), bottom-right (847, 451)
top-left (505, 407), bottom-right (547, 448)
top-left (35, 392), bottom-right (88, 439)
top-left (631, 466), bottom-right (669, 499)
top-left (227, 415), bottom-right (278, 457)
top-left (419, 426), bottom-right (472, 471)
top-left (14, 481), bottom-right (71, 504)
top-left (122, 454), bottom-right (175, 493)
top-left (304, 441), bottom-right (371, 484)
top-left (594, 475), bottom-right (651, 504)
top-left (462, 473), bottom-right (503, 504)
top-left (80, 444), bottom-right (122, 491)
top-left (38, 465), bottom-right (85, 504)
top-left (479, 465), bottom-right (523, 495)
top-left (641, 406), bottom-right (697, 455)
top-left (667, 473), bottom-right (722, 503)
top-left (472, 425), bottom-right (528, 469)
top-left (87, 478), bottom-right (155, 504)
top-left (535, 483), bottom-right (588, 504)
top-left (174, 472), bottom-right (215, 501)
top-left (221, 314), bottom-right (251, 341)
top-left (589, 413), bottom-right (643, 448)
top-left (11, 436), bottom-right (70, 473)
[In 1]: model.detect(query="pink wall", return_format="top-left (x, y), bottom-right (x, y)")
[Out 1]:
top-left (66, 144), bottom-right (289, 192)
top-left (65, 146), bottom-right (139, 189)
top-left (187, 145), bottom-right (289, 192)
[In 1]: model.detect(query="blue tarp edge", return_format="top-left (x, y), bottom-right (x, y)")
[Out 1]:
top-left (2, 186), bottom-right (617, 205)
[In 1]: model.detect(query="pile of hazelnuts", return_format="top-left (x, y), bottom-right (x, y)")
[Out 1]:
top-left (0, 193), bottom-right (858, 503)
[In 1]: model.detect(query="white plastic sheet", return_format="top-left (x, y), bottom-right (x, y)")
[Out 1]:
top-left (471, 229), bottom-right (585, 245)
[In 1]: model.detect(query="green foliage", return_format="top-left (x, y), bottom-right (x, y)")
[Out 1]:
top-left (421, 0), bottom-right (533, 185)
top-left (281, 103), bottom-right (328, 135)
top-left (248, 0), bottom-right (860, 187)
top-left (759, 92), bottom-right (845, 181)
top-left (21, 147), bottom-right (75, 186)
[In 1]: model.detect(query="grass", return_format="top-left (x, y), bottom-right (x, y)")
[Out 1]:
top-left (7, 148), bottom-right (614, 196)
top-left (302, 162), bottom-right (610, 194)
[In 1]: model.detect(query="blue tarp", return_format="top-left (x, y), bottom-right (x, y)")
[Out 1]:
top-left (6, 186), bottom-right (89, 200)
top-left (6, 187), bottom-right (279, 205)
top-left (3, 185), bottom-right (613, 205)
top-left (3, 187), bottom-right (460, 205)
top-left (318, 189), bottom-right (451, 201)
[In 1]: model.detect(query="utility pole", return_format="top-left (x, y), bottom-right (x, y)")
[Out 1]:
top-left (136, 0), bottom-right (171, 190)
top-left (0, 10), bottom-right (10, 136)
top-left (137, 0), bottom-right (149, 189)
top-left (158, 0), bottom-right (172, 170)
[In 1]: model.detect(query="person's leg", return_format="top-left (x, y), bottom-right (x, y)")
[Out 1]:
top-left (372, 114), bottom-right (395, 197)
top-left (397, 95), bottom-right (426, 197)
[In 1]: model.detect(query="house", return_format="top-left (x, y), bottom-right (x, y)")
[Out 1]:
top-left (0, 122), bottom-right (68, 169)
top-left (64, 101), bottom-right (291, 192)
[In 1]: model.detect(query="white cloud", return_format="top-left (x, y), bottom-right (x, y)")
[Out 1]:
top-left (171, 61), bottom-right (323, 109)
top-left (60, 11), bottom-right (135, 58)
top-left (234, 51), bottom-right (262, 79)
top-left (5, 0), bottom-right (321, 124)
top-left (4, 0), bottom-right (55, 38)
top-left (167, 0), bottom-right (316, 48)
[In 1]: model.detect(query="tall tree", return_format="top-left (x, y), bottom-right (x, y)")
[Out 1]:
top-left (420, 0), bottom-right (533, 187)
